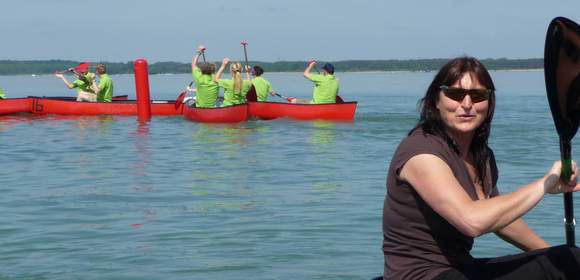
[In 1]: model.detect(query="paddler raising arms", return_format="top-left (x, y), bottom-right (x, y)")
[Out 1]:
top-left (54, 62), bottom-right (97, 102)
top-left (191, 45), bottom-right (219, 108)
top-left (214, 57), bottom-right (252, 107)
top-left (381, 56), bottom-right (580, 280)
top-left (291, 60), bottom-right (339, 104)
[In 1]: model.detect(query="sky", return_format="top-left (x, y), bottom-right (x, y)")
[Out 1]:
top-left (1, 0), bottom-right (579, 63)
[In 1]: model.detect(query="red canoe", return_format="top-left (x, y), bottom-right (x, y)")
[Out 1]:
top-left (0, 98), bottom-right (31, 115)
top-left (182, 104), bottom-right (248, 123)
top-left (248, 101), bottom-right (357, 121)
top-left (29, 97), bottom-right (182, 116)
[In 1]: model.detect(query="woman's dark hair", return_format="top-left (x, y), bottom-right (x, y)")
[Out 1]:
top-left (253, 66), bottom-right (264, 76)
top-left (413, 56), bottom-right (496, 187)
top-left (199, 63), bottom-right (216, 75)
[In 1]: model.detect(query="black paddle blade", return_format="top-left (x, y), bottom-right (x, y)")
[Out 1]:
top-left (545, 17), bottom-right (580, 141)
top-left (246, 85), bottom-right (257, 102)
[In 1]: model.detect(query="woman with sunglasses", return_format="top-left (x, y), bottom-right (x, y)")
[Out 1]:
top-left (381, 56), bottom-right (580, 280)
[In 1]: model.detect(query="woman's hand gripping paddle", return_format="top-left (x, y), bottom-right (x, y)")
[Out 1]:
top-left (544, 16), bottom-right (580, 246)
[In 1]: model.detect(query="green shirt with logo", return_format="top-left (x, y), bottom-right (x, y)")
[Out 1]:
top-left (308, 74), bottom-right (339, 104)
top-left (97, 74), bottom-right (114, 102)
top-left (218, 79), bottom-right (251, 107)
top-left (251, 76), bottom-right (273, 102)
top-left (192, 68), bottom-right (219, 108)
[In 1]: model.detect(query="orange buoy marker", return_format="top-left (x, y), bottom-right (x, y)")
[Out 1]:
top-left (134, 59), bottom-right (151, 123)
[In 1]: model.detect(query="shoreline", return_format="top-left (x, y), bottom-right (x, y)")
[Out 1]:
top-left (3, 68), bottom-right (544, 77)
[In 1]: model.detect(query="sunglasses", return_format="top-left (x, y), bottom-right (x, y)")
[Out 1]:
top-left (439, 85), bottom-right (492, 103)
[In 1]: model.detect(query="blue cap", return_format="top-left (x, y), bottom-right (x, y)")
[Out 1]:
top-left (322, 63), bottom-right (334, 74)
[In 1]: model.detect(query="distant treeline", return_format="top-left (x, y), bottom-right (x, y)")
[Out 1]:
top-left (0, 58), bottom-right (543, 75)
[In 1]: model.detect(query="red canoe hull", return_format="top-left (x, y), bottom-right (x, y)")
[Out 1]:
top-left (182, 104), bottom-right (248, 123)
top-left (29, 98), bottom-right (182, 116)
top-left (248, 101), bottom-right (357, 121)
top-left (0, 98), bottom-right (31, 115)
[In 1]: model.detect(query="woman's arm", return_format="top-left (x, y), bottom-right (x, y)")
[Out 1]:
top-left (214, 58), bottom-right (229, 82)
top-left (244, 65), bottom-right (251, 81)
top-left (54, 73), bottom-right (74, 89)
top-left (495, 218), bottom-right (549, 251)
top-left (191, 45), bottom-right (205, 72)
top-left (303, 60), bottom-right (315, 79)
top-left (400, 154), bottom-right (579, 237)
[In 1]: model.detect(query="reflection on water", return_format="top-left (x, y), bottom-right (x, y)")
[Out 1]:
top-left (309, 120), bottom-right (337, 146)
top-left (307, 121), bottom-right (345, 192)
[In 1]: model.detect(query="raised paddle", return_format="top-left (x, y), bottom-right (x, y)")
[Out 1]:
top-left (54, 68), bottom-right (74, 75)
top-left (241, 40), bottom-right (258, 102)
top-left (241, 40), bottom-right (249, 68)
top-left (200, 46), bottom-right (206, 63)
top-left (544, 16), bottom-right (580, 246)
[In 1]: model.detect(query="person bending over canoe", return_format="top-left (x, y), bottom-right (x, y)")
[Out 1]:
top-left (381, 56), bottom-right (580, 280)
top-left (89, 64), bottom-right (114, 102)
top-left (251, 66), bottom-right (276, 102)
top-left (291, 60), bottom-right (339, 104)
top-left (214, 57), bottom-right (251, 107)
top-left (54, 62), bottom-right (97, 102)
top-left (191, 45), bottom-right (219, 108)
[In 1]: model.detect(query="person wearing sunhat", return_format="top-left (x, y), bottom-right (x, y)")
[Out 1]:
top-left (291, 60), bottom-right (339, 104)
top-left (54, 62), bottom-right (97, 102)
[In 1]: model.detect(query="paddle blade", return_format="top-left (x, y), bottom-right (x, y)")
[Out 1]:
top-left (175, 91), bottom-right (187, 110)
top-left (246, 85), bottom-right (257, 102)
top-left (545, 17), bottom-right (580, 141)
top-left (336, 95), bottom-right (344, 103)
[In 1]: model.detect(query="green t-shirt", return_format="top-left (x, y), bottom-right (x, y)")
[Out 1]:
top-left (251, 76), bottom-right (273, 102)
top-left (192, 68), bottom-right (219, 108)
top-left (308, 74), bottom-right (339, 104)
top-left (0, 87), bottom-right (5, 99)
top-left (71, 72), bottom-right (96, 94)
top-left (218, 79), bottom-right (251, 107)
top-left (97, 74), bottom-right (114, 102)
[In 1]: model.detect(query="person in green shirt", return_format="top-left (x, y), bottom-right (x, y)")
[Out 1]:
top-left (0, 87), bottom-right (5, 99)
top-left (191, 45), bottom-right (219, 108)
top-left (214, 58), bottom-right (251, 107)
top-left (251, 66), bottom-right (276, 102)
top-left (291, 60), bottom-right (339, 104)
top-left (54, 62), bottom-right (97, 102)
top-left (90, 64), bottom-right (114, 102)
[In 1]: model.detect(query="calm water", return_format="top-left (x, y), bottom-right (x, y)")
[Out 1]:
top-left (0, 71), bottom-right (578, 279)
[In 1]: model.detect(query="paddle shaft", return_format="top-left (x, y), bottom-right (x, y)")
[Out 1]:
top-left (201, 51), bottom-right (206, 63)
top-left (273, 92), bottom-right (292, 102)
top-left (243, 45), bottom-right (249, 67)
top-left (242, 42), bottom-right (250, 76)
top-left (560, 139), bottom-right (575, 246)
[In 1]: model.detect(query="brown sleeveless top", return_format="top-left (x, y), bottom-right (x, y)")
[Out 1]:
top-left (382, 128), bottom-right (498, 279)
